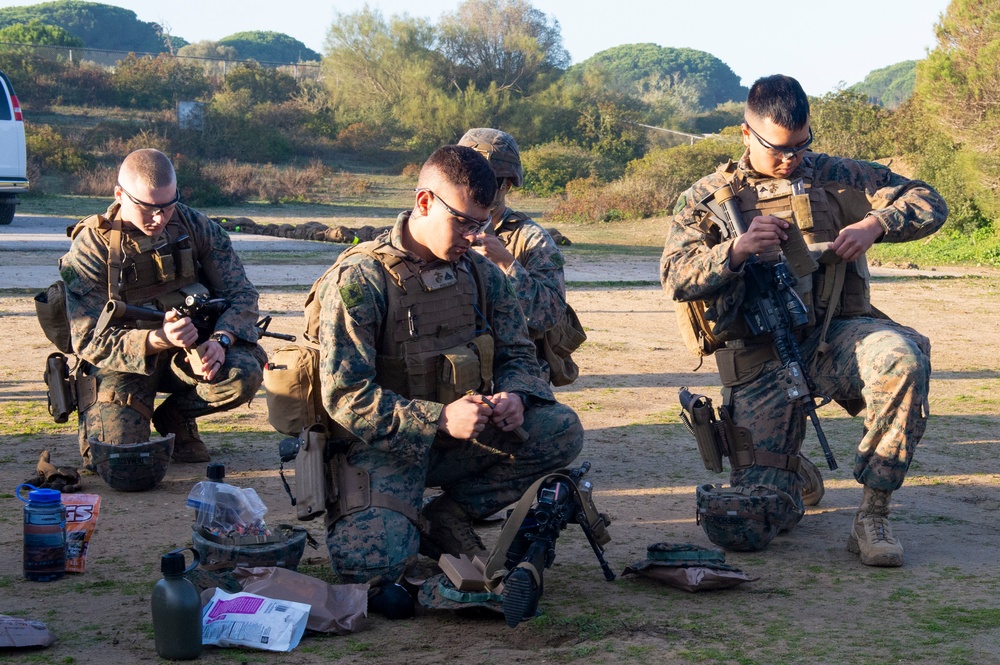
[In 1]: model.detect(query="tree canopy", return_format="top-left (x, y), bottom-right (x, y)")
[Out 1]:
top-left (0, 19), bottom-right (84, 46)
top-left (0, 0), bottom-right (166, 52)
top-left (438, 0), bottom-right (569, 93)
top-left (850, 60), bottom-right (916, 109)
top-left (572, 43), bottom-right (748, 114)
top-left (218, 31), bottom-right (320, 63)
top-left (916, 0), bottom-right (1000, 219)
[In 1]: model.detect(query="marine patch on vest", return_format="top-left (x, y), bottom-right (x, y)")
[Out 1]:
top-left (339, 282), bottom-right (365, 309)
top-left (59, 265), bottom-right (78, 287)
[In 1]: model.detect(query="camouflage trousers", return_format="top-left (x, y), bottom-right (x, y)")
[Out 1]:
top-left (78, 343), bottom-right (267, 460)
top-left (728, 317), bottom-right (931, 514)
top-left (324, 401), bottom-right (584, 584)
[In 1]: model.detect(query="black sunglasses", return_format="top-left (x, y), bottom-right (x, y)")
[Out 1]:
top-left (415, 188), bottom-right (491, 236)
top-left (118, 182), bottom-right (180, 216)
top-left (745, 122), bottom-right (814, 160)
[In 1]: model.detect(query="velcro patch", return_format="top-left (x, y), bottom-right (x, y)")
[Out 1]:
top-left (339, 282), bottom-right (365, 309)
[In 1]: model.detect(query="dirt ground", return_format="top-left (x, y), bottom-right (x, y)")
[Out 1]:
top-left (2, 255), bottom-right (1000, 664)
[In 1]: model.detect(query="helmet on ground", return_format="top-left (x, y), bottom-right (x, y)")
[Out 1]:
top-left (458, 128), bottom-right (523, 187)
top-left (695, 483), bottom-right (802, 551)
top-left (89, 435), bottom-right (173, 492)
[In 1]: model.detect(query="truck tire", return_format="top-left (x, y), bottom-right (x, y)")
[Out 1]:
top-left (0, 202), bottom-right (14, 225)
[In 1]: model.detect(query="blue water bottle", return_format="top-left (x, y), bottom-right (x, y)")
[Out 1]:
top-left (17, 483), bottom-right (67, 582)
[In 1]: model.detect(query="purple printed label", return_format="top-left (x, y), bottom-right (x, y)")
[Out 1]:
top-left (207, 595), bottom-right (265, 619)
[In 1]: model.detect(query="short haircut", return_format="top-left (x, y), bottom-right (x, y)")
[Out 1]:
top-left (746, 75), bottom-right (810, 130)
top-left (419, 145), bottom-right (497, 209)
top-left (119, 149), bottom-right (176, 189)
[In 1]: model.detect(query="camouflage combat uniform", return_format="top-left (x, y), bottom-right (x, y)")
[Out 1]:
top-left (60, 202), bottom-right (266, 461)
top-left (491, 208), bottom-right (568, 380)
top-left (316, 213), bottom-right (584, 584)
top-left (661, 151), bottom-right (947, 515)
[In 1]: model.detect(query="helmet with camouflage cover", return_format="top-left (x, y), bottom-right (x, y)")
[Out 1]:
top-left (458, 128), bottom-right (523, 187)
top-left (696, 483), bottom-right (803, 551)
top-left (88, 435), bottom-right (174, 492)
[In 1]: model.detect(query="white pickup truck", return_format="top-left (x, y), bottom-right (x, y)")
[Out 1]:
top-left (0, 70), bottom-right (28, 225)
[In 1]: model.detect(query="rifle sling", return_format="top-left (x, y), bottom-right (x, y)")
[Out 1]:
top-left (484, 471), bottom-right (606, 592)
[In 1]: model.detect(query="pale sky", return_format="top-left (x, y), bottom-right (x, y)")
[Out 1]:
top-left (0, 0), bottom-right (952, 95)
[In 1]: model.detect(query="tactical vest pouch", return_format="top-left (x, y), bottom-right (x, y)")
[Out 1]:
top-left (675, 300), bottom-right (720, 357)
top-left (294, 424), bottom-right (328, 521)
top-left (263, 344), bottom-right (328, 437)
top-left (34, 281), bottom-right (74, 354)
top-left (678, 389), bottom-right (724, 473)
top-left (774, 209), bottom-right (819, 279)
top-left (44, 352), bottom-right (76, 423)
top-left (543, 304), bottom-right (587, 386)
top-left (715, 346), bottom-right (774, 387)
top-left (438, 337), bottom-right (489, 404)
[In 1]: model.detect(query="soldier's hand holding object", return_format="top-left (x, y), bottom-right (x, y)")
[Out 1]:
top-left (162, 309), bottom-right (198, 348)
top-left (483, 392), bottom-right (524, 432)
top-left (438, 393), bottom-right (492, 440)
top-left (187, 339), bottom-right (226, 382)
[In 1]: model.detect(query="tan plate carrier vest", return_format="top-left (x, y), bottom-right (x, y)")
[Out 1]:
top-left (300, 238), bottom-right (495, 530)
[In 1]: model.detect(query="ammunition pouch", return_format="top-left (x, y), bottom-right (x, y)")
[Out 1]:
top-left (437, 335), bottom-right (494, 404)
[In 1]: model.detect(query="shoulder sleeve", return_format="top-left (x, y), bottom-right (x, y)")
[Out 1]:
top-left (660, 174), bottom-right (745, 302)
top-left (813, 154), bottom-right (948, 243)
top-left (501, 220), bottom-right (567, 336)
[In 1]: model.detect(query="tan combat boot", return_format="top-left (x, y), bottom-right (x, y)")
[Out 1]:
top-left (847, 487), bottom-right (904, 567)
top-left (152, 407), bottom-right (210, 463)
top-left (798, 454), bottom-right (824, 507)
top-left (419, 495), bottom-right (489, 560)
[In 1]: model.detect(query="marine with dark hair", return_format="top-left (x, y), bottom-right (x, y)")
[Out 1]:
top-left (60, 149), bottom-right (266, 490)
top-left (661, 75), bottom-right (948, 566)
top-left (310, 145), bottom-right (584, 589)
top-left (458, 128), bottom-right (577, 385)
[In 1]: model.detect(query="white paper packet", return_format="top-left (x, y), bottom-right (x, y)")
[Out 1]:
top-left (202, 589), bottom-right (310, 652)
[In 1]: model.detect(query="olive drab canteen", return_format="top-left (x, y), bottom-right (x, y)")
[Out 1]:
top-left (458, 128), bottom-right (523, 187)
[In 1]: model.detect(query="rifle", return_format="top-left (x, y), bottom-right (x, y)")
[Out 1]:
top-left (698, 182), bottom-right (837, 471)
top-left (499, 461), bottom-right (614, 627)
top-left (94, 294), bottom-right (296, 344)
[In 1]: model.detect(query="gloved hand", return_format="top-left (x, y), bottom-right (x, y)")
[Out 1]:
top-left (26, 450), bottom-right (83, 493)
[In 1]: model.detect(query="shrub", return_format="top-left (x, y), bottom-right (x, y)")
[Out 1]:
top-left (335, 122), bottom-right (385, 155)
top-left (113, 54), bottom-right (211, 110)
top-left (72, 166), bottom-right (117, 196)
top-left (25, 124), bottom-right (89, 174)
top-left (549, 175), bottom-right (676, 223)
top-left (521, 142), bottom-right (602, 196)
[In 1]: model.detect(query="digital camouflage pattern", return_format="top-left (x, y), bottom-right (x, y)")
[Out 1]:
top-left (316, 213), bottom-right (583, 584)
top-left (60, 202), bottom-right (266, 461)
top-left (696, 483), bottom-right (802, 551)
top-left (493, 209), bottom-right (568, 340)
top-left (662, 151), bottom-right (946, 536)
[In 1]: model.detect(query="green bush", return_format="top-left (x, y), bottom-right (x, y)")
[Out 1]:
top-left (548, 175), bottom-right (675, 223)
top-left (626, 137), bottom-right (742, 191)
top-left (25, 123), bottom-right (89, 174)
top-left (521, 142), bottom-right (602, 196)
top-left (113, 54), bottom-right (210, 110)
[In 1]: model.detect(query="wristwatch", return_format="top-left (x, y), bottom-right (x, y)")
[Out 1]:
top-left (210, 332), bottom-right (232, 350)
